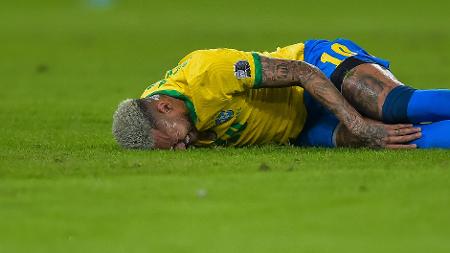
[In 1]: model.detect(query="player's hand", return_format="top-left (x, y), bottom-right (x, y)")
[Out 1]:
top-left (357, 121), bottom-right (422, 149)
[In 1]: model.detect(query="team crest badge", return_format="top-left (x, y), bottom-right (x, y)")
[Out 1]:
top-left (215, 110), bottom-right (234, 125)
top-left (234, 60), bottom-right (251, 79)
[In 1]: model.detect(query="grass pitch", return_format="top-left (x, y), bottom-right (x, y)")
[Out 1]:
top-left (1, 0), bottom-right (450, 252)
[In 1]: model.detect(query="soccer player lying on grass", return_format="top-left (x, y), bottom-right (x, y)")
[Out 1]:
top-left (112, 39), bottom-right (450, 150)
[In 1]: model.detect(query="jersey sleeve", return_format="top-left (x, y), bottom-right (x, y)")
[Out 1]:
top-left (141, 48), bottom-right (263, 99)
top-left (182, 48), bottom-right (264, 94)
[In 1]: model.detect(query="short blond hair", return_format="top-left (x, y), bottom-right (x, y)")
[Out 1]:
top-left (112, 99), bottom-right (154, 149)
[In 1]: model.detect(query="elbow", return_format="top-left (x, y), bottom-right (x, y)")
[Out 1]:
top-left (299, 62), bottom-right (328, 88)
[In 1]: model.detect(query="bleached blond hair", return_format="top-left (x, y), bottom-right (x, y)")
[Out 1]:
top-left (112, 98), bottom-right (155, 149)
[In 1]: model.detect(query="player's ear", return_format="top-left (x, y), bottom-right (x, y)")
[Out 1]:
top-left (155, 101), bottom-right (172, 114)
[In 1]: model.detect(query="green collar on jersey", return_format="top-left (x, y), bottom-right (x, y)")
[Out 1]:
top-left (146, 90), bottom-right (198, 123)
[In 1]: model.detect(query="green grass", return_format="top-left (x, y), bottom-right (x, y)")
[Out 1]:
top-left (1, 0), bottom-right (450, 252)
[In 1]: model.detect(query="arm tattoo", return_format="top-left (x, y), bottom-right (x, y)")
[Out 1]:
top-left (260, 56), bottom-right (315, 87)
top-left (305, 76), bottom-right (389, 147)
top-left (259, 55), bottom-right (388, 147)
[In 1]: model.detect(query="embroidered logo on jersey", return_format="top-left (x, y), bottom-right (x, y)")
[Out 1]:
top-left (215, 110), bottom-right (234, 125)
top-left (234, 60), bottom-right (251, 79)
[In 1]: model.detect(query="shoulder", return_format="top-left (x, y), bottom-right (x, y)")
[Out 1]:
top-left (180, 48), bottom-right (249, 76)
top-left (182, 48), bottom-right (250, 62)
top-left (263, 43), bottom-right (305, 60)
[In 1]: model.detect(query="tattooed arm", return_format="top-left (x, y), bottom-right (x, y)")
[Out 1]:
top-left (258, 55), bottom-right (421, 148)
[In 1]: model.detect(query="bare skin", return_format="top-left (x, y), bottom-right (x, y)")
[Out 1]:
top-left (334, 63), bottom-right (414, 147)
top-left (258, 55), bottom-right (421, 149)
top-left (335, 118), bottom-right (420, 148)
top-left (341, 63), bottom-right (402, 120)
top-left (140, 95), bottom-right (198, 150)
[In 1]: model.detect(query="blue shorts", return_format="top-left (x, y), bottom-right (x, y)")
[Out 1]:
top-left (294, 91), bottom-right (339, 147)
top-left (304, 38), bottom-right (390, 91)
top-left (294, 39), bottom-right (391, 147)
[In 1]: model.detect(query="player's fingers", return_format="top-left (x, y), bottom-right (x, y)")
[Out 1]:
top-left (385, 132), bottom-right (422, 143)
top-left (385, 124), bottom-right (414, 130)
top-left (387, 127), bottom-right (421, 136)
top-left (385, 144), bottom-right (418, 149)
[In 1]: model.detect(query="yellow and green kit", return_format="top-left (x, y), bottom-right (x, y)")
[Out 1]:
top-left (141, 43), bottom-right (307, 147)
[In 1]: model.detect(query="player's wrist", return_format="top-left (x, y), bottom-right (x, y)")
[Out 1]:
top-left (345, 116), bottom-right (370, 137)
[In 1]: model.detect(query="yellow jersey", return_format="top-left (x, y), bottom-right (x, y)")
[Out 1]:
top-left (141, 43), bottom-right (307, 147)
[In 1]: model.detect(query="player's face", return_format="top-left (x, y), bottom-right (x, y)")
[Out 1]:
top-left (151, 99), bottom-right (198, 150)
